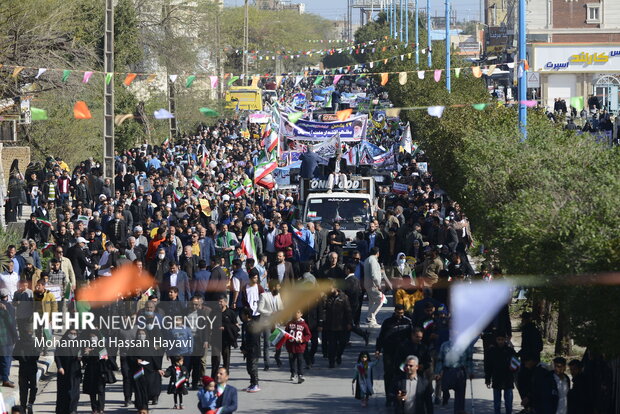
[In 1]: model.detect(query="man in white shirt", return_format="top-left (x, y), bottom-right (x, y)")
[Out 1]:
top-left (258, 279), bottom-right (284, 370)
top-left (0, 261), bottom-right (19, 300)
top-left (363, 247), bottom-right (383, 327)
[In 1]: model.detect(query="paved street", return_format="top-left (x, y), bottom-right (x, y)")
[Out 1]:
top-left (2, 301), bottom-right (520, 413)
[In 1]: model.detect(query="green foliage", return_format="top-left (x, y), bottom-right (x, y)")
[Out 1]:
top-left (413, 103), bottom-right (620, 356)
top-left (221, 7), bottom-right (336, 73)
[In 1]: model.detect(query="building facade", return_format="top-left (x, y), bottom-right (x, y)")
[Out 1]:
top-left (526, 0), bottom-right (620, 111)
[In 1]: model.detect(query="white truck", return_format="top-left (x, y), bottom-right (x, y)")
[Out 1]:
top-left (301, 176), bottom-right (377, 243)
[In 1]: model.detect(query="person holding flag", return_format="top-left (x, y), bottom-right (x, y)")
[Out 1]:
top-left (161, 356), bottom-right (190, 409)
top-left (284, 309), bottom-right (312, 384)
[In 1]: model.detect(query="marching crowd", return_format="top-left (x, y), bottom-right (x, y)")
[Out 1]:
top-left (0, 71), bottom-right (616, 414)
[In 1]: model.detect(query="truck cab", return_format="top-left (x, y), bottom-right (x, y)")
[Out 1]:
top-left (301, 176), bottom-right (376, 247)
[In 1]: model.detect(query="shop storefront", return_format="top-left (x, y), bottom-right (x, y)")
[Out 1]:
top-left (530, 43), bottom-right (620, 112)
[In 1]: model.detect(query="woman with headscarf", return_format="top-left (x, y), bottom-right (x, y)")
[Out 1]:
top-left (54, 329), bottom-right (82, 414)
top-left (387, 252), bottom-right (413, 288)
top-left (128, 328), bottom-right (162, 411)
top-left (81, 331), bottom-right (115, 414)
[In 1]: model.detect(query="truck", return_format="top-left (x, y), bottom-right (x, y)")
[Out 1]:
top-left (225, 86), bottom-right (263, 111)
top-left (300, 176), bottom-right (377, 245)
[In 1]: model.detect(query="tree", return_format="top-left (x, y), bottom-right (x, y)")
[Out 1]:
top-left (220, 7), bottom-right (337, 75)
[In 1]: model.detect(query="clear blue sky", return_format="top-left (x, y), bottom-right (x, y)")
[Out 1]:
top-left (224, 0), bottom-right (483, 23)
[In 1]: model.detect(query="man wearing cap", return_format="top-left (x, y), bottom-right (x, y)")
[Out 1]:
top-left (66, 237), bottom-right (98, 287)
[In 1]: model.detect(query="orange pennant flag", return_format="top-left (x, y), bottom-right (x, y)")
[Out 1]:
top-left (336, 108), bottom-right (353, 121)
top-left (380, 72), bottom-right (389, 86)
top-left (523, 60), bottom-right (530, 71)
top-left (146, 74), bottom-right (157, 83)
top-left (472, 66), bottom-right (482, 78)
top-left (124, 73), bottom-right (137, 86)
top-left (73, 101), bottom-right (92, 119)
top-left (75, 264), bottom-right (155, 307)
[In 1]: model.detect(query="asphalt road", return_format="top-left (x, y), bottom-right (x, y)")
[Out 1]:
top-left (3, 301), bottom-right (520, 413)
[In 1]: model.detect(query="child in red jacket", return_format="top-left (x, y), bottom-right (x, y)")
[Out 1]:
top-left (285, 309), bottom-right (312, 384)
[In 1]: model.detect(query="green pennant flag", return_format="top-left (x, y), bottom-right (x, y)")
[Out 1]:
top-left (313, 75), bottom-right (324, 85)
top-left (199, 107), bottom-right (220, 117)
top-left (227, 76), bottom-right (240, 86)
top-left (62, 70), bottom-right (71, 82)
top-left (570, 96), bottom-right (584, 112)
top-left (31, 107), bottom-right (48, 121)
top-left (288, 111), bottom-right (303, 123)
top-left (472, 103), bottom-right (487, 111)
top-left (454, 68), bottom-right (461, 78)
top-left (105, 73), bottom-right (113, 85)
top-left (325, 94), bottom-right (332, 108)
top-left (186, 75), bottom-right (197, 88)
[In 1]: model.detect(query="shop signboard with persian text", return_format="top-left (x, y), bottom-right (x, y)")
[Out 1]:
top-left (532, 44), bottom-right (620, 73)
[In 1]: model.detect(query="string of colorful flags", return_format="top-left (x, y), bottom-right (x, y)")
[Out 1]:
top-left (228, 37), bottom-right (416, 60)
top-left (0, 53), bottom-right (521, 88)
top-left (16, 98), bottom-right (553, 123)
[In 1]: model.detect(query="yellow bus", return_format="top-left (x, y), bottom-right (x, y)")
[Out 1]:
top-left (225, 86), bottom-right (263, 111)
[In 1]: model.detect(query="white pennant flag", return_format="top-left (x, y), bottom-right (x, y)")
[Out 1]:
top-left (169, 75), bottom-right (178, 83)
top-left (448, 282), bottom-right (512, 364)
top-left (417, 71), bottom-right (425, 80)
top-left (400, 55), bottom-right (404, 61)
top-left (294, 75), bottom-right (303, 87)
top-left (427, 106), bottom-right (445, 118)
top-left (240, 74), bottom-right (245, 80)
top-left (35, 68), bottom-right (47, 79)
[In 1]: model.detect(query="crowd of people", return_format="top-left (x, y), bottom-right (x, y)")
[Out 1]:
top-left (0, 70), bottom-right (616, 414)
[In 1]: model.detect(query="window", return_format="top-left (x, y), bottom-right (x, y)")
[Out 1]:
top-left (586, 4), bottom-right (601, 24)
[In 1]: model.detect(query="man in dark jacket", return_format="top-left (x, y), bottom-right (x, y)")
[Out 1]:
top-left (567, 359), bottom-right (588, 414)
top-left (320, 283), bottom-right (352, 368)
top-left (239, 307), bottom-right (261, 392)
top-left (211, 296), bottom-right (239, 378)
top-left (484, 332), bottom-right (518, 414)
top-left (109, 210), bottom-right (128, 248)
top-left (376, 304), bottom-right (413, 406)
top-left (299, 147), bottom-right (321, 179)
top-left (396, 327), bottom-right (432, 376)
top-left (343, 263), bottom-right (369, 346)
top-left (394, 355), bottom-right (434, 414)
top-left (520, 312), bottom-right (543, 361)
top-left (66, 237), bottom-right (98, 287)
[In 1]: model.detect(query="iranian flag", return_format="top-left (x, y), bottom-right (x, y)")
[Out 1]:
top-left (232, 185), bottom-right (245, 198)
top-left (162, 137), bottom-right (170, 147)
top-left (191, 175), bottom-right (203, 189)
top-left (256, 173), bottom-right (275, 190)
top-left (175, 375), bottom-right (187, 388)
top-left (269, 327), bottom-right (294, 350)
top-left (263, 129), bottom-right (278, 153)
top-left (254, 159), bottom-right (277, 184)
top-left (41, 242), bottom-right (56, 252)
top-left (242, 178), bottom-right (254, 196)
top-left (173, 188), bottom-right (183, 202)
top-left (240, 228), bottom-right (257, 260)
top-left (37, 217), bottom-right (52, 227)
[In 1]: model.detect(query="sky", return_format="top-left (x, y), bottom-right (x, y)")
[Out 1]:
top-left (224, 0), bottom-right (483, 24)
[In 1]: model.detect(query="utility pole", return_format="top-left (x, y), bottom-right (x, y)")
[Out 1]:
top-left (405, 0), bottom-right (409, 44)
top-left (518, 0), bottom-right (527, 140)
top-left (163, 2), bottom-right (177, 140)
top-left (243, 0), bottom-right (249, 86)
top-left (415, 0), bottom-right (419, 64)
top-left (445, 0), bottom-right (451, 92)
top-left (103, 0), bottom-right (115, 180)
top-left (399, 0), bottom-right (403, 41)
top-left (427, 0), bottom-right (432, 67)
top-left (215, 5), bottom-right (224, 98)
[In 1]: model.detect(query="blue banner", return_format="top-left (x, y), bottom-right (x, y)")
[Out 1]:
top-left (280, 113), bottom-right (367, 142)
